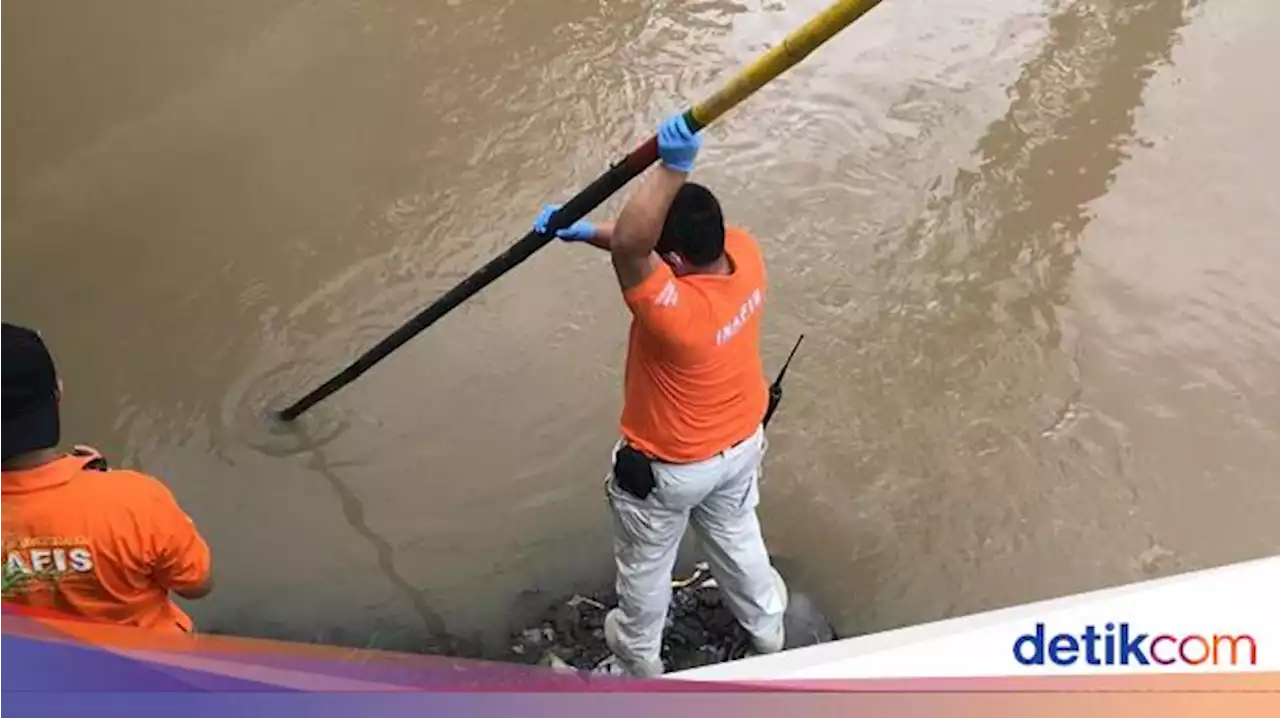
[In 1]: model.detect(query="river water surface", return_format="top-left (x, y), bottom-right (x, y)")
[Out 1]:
top-left (4, 0), bottom-right (1278, 655)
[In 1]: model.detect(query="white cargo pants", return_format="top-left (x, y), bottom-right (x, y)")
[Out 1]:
top-left (605, 424), bottom-right (786, 675)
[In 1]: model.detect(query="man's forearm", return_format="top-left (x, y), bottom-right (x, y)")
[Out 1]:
top-left (583, 222), bottom-right (615, 251)
top-left (612, 166), bottom-right (687, 257)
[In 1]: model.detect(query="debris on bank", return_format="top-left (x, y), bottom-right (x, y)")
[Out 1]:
top-left (509, 563), bottom-right (837, 673)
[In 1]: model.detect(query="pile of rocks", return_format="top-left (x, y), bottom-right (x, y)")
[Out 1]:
top-left (509, 563), bottom-right (835, 673)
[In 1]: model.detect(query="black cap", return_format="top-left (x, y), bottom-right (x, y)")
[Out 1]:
top-left (3, 322), bottom-right (61, 462)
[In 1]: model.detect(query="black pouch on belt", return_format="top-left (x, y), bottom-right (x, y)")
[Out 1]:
top-left (613, 445), bottom-right (657, 500)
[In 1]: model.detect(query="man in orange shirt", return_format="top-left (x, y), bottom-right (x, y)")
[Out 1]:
top-left (534, 113), bottom-right (788, 676)
top-left (2, 322), bottom-right (213, 632)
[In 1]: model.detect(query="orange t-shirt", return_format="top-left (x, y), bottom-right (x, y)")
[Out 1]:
top-left (620, 226), bottom-right (769, 463)
top-left (2, 452), bottom-right (211, 633)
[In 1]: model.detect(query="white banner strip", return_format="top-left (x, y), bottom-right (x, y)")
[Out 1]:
top-left (673, 555), bottom-right (1280, 680)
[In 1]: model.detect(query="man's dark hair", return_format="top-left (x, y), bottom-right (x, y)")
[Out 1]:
top-left (2, 322), bottom-right (61, 463)
top-left (656, 183), bottom-right (725, 267)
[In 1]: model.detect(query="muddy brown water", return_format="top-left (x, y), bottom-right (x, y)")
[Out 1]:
top-left (4, 0), bottom-right (1278, 656)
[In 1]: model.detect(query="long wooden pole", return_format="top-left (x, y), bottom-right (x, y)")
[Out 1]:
top-left (276, 0), bottom-right (885, 421)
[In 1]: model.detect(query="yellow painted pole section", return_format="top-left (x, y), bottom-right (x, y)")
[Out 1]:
top-left (688, 0), bottom-right (885, 130)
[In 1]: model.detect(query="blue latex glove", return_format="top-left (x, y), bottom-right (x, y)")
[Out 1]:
top-left (656, 113), bottom-right (701, 173)
top-left (534, 203), bottom-right (595, 242)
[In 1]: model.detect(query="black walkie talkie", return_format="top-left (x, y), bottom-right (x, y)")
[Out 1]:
top-left (763, 334), bottom-right (805, 429)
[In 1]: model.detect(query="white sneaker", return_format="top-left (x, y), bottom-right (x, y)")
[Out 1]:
top-left (591, 654), bottom-right (630, 676)
top-left (749, 568), bottom-right (789, 655)
top-left (602, 608), bottom-right (664, 677)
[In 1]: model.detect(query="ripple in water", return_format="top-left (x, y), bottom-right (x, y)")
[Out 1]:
top-left (220, 356), bottom-right (352, 459)
top-left (221, 254), bottom-right (446, 460)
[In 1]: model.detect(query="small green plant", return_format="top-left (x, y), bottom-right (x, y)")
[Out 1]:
top-left (3, 524), bottom-right (71, 601)
top-left (2, 564), bottom-right (32, 599)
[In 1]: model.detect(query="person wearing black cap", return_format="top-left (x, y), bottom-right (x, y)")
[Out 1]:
top-left (3, 323), bottom-right (67, 469)
top-left (3, 322), bottom-right (214, 632)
